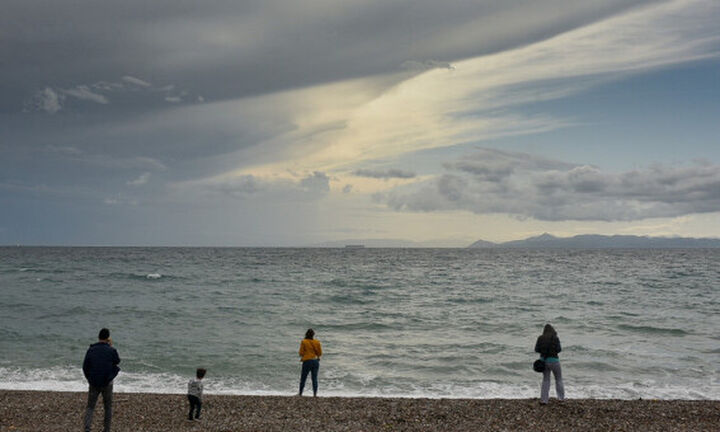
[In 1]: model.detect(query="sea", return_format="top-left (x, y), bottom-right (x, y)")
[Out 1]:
top-left (1, 247), bottom-right (718, 400)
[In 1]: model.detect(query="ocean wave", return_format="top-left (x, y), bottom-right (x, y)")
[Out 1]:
top-left (571, 361), bottom-right (623, 372)
top-left (106, 272), bottom-right (170, 281)
top-left (447, 297), bottom-right (494, 304)
top-left (324, 279), bottom-right (388, 292)
top-left (321, 322), bottom-right (395, 331)
top-left (0, 367), bottom-right (717, 400)
top-left (325, 278), bottom-right (348, 287)
top-left (616, 324), bottom-right (690, 336)
top-left (37, 306), bottom-right (90, 319)
top-left (326, 294), bottom-right (375, 305)
top-left (16, 267), bottom-right (69, 274)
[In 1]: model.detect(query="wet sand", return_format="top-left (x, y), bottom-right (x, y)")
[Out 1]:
top-left (0, 390), bottom-right (718, 431)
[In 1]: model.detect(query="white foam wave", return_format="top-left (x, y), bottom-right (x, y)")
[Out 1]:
top-left (0, 367), bottom-right (717, 400)
top-left (145, 273), bottom-right (162, 279)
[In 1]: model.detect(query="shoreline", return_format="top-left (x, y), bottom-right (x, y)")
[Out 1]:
top-left (1, 387), bottom-right (718, 401)
top-left (1, 390), bottom-right (719, 431)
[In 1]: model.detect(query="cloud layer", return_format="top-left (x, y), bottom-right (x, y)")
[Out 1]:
top-left (178, 171), bottom-right (332, 201)
top-left (2, 0), bottom-right (654, 114)
top-left (353, 169), bottom-right (417, 179)
top-left (208, 0), bottom-right (720, 181)
top-left (379, 149), bottom-right (720, 222)
top-left (22, 75), bottom-right (201, 113)
top-left (2, 0), bottom-right (720, 245)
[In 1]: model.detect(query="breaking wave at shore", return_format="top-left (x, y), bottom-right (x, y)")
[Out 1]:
top-left (0, 366), bottom-right (717, 400)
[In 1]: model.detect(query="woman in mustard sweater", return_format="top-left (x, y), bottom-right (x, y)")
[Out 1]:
top-left (298, 328), bottom-right (322, 396)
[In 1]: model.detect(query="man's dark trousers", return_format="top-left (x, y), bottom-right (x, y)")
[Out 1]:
top-left (84, 383), bottom-right (113, 432)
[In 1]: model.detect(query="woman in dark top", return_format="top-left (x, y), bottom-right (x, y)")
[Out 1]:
top-left (534, 323), bottom-right (565, 404)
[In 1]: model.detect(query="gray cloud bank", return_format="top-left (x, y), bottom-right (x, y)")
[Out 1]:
top-left (182, 171), bottom-right (331, 201)
top-left (378, 149), bottom-right (720, 221)
top-left (22, 76), bottom-right (200, 114)
top-left (1, 0), bottom-right (654, 114)
top-left (353, 168), bottom-right (416, 179)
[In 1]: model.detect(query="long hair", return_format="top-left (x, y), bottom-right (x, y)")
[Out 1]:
top-left (542, 323), bottom-right (556, 337)
top-left (305, 328), bottom-right (315, 340)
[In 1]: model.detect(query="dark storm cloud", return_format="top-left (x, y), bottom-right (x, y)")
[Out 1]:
top-left (353, 168), bottom-right (416, 179)
top-left (378, 149), bottom-right (720, 221)
top-left (1, 0), bottom-right (656, 114)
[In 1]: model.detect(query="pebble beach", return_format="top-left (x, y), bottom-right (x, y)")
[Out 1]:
top-left (1, 390), bottom-right (718, 432)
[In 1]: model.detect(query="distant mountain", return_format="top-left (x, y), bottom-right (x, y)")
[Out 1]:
top-left (469, 233), bottom-right (720, 248)
top-left (467, 239), bottom-right (497, 248)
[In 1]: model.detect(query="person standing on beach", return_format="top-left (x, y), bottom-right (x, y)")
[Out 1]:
top-left (535, 323), bottom-right (564, 404)
top-left (83, 328), bottom-right (121, 432)
top-left (298, 328), bottom-right (322, 396)
top-left (187, 368), bottom-right (206, 421)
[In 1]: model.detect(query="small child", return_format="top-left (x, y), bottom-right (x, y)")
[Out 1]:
top-left (187, 368), bottom-right (206, 421)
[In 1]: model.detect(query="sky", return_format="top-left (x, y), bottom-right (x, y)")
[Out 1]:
top-left (1, 0), bottom-right (719, 246)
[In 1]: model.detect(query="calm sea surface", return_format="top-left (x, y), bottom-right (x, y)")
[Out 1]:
top-left (1, 247), bottom-right (718, 399)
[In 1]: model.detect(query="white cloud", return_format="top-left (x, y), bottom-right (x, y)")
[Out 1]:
top-left (91, 81), bottom-right (125, 92)
top-left (127, 172), bottom-right (151, 186)
top-left (61, 85), bottom-right (109, 104)
top-left (103, 195), bottom-right (139, 206)
top-left (25, 87), bottom-right (64, 113)
top-left (401, 60), bottom-right (455, 71)
top-left (122, 75), bottom-right (152, 87)
top-left (24, 76), bottom-right (199, 113)
top-left (44, 146), bottom-right (167, 171)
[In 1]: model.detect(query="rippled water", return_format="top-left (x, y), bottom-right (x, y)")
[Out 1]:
top-left (1, 247), bottom-right (718, 399)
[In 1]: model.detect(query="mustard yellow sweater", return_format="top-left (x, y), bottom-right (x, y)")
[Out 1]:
top-left (299, 338), bottom-right (322, 361)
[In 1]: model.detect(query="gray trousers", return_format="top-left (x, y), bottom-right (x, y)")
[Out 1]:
top-left (84, 383), bottom-right (113, 432)
top-left (541, 361), bottom-right (565, 403)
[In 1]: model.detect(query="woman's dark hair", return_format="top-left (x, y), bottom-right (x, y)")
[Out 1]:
top-left (542, 324), bottom-right (556, 337)
top-left (305, 328), bottom-right (315, 340)
top-left (196, 368), bottom-right (207, 379)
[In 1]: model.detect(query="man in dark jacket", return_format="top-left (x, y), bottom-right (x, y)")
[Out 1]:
top-left (83, 328), bottom-right (120, 432)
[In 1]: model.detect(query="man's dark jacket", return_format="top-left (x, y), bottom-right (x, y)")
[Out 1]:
top-left (83, 342), bottom-right (121, 387)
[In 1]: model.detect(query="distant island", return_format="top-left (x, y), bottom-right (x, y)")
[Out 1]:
top-left (468, 233), bottom-right (720, 249)
top-left (312, 238), bottom-right (456, 248)
top-left (309, 233), bottom-right (720, 248)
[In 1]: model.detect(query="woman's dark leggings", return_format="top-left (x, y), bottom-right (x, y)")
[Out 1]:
top-left (187, 395), bottom-right (201, 420)
top-left (299, 359), bottom-right (320, 396)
